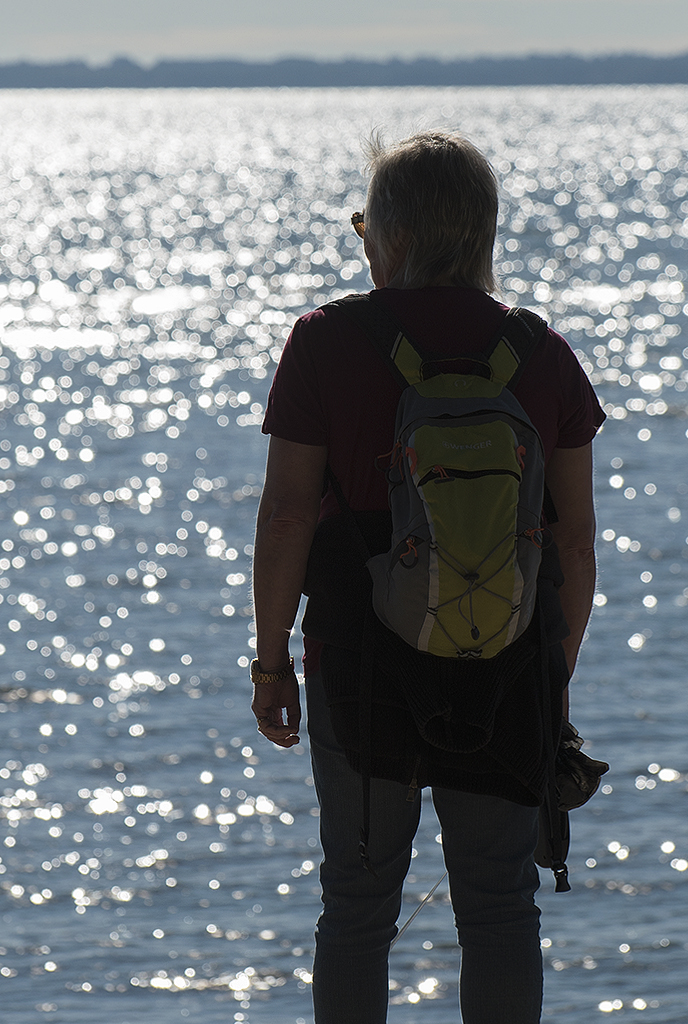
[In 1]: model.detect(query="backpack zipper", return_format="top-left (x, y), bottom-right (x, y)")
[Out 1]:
top-left (418, 466), bottom-right (521, 486)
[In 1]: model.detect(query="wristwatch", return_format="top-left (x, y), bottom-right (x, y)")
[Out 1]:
top-left (250, 656), bottom-right (295, 685)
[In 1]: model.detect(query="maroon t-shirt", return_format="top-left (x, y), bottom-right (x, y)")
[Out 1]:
top-left (263, 286), bottom-right (605, 668)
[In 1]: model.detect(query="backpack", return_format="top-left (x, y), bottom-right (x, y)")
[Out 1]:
top-left (332, 295), bottom-right (548, 660)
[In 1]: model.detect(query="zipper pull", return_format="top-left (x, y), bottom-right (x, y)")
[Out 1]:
top-left (406, 755), bottom-right (421, 801)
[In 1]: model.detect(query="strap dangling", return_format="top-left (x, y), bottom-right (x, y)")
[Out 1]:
top-left (539, 601), bottom-right (571, 893)
top-left (358, 599), bottom-right (379, 879)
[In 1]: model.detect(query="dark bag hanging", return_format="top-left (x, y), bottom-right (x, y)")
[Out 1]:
top-left (535, 719), bottom-right (610, 889)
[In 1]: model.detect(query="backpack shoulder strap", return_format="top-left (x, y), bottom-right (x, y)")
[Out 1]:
top-left (487, 307), bottom-right (548, 390)
top-left (327, 293), bottom-right (427, 388)
top-left (327, 294), bottom-right (548, 391)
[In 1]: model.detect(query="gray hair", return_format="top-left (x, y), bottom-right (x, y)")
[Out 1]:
top-left (364, 131), bottom-right (498, 292)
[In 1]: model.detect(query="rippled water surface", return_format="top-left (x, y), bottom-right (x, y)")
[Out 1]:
top-left (0, 86), bottom-right (687, 1023)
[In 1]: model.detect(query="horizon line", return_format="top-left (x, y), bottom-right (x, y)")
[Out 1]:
top-left (2, 50), bottom-right (688, 68)
top-left (1, 51), bottom-right (686, 89)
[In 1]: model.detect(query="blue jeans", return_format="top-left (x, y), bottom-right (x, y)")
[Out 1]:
top-left (306, 670), bottom-right (543, 1024)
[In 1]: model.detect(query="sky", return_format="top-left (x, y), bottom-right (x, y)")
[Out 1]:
top-left (1, 0), bottom-right (686, 65)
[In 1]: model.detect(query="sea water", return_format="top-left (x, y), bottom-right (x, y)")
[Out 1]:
top-left (0, 85), bottom-right (686, 1023)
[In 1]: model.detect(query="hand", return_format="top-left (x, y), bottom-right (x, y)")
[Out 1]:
top-left (251, 671), bottom-right (301, 748)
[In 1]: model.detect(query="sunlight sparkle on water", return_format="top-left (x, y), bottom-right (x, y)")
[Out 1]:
top-left (0, 85), bottom-right (686, 1021)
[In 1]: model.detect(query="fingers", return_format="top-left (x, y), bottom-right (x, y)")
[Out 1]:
top-left (251, 676), bottom-right (301, 748)
top-left (257, 720), bottom-right (300, 748)
top-left (255, 711), bottom-right (300, 747)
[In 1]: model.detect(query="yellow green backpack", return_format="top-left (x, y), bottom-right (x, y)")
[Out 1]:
top-left (333, 295), bottom-right (548, 659)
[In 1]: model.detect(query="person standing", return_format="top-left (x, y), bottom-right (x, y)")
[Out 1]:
top-left (251, 132), bottom-right (604, 1023)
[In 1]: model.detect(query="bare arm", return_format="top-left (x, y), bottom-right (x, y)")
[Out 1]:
top-left (545, 443), bottom-right (597, 714)
top-left (251, 436), bottom-right (327, 747)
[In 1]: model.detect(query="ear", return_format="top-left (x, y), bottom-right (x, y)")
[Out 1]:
top-left (364, 234), bottom-right (392, 289)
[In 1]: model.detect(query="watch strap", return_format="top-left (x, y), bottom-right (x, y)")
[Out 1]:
top-left (250, 656), bottom-right (295, 684)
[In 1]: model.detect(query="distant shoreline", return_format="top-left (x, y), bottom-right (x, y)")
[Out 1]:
top-left (0, 52), bottom-right (687, 89)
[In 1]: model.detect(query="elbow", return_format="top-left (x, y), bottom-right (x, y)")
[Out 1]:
top-left (549, 510), bottom-right (596, 554)
top-left (256, 496), bottom-right (319, 540)
top-left (559, 531), bottom-right (596, 556)
top-left (556, 541), bottom-right (596, 569)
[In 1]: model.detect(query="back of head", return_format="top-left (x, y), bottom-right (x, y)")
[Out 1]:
top-left (365, 131), bottom-right (498, 292)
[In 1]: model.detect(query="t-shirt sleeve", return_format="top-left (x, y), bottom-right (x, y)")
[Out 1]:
top-left (552, 331), bottom-right (606, 448)
top-left (262, 313), bottom-right (328, 446)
